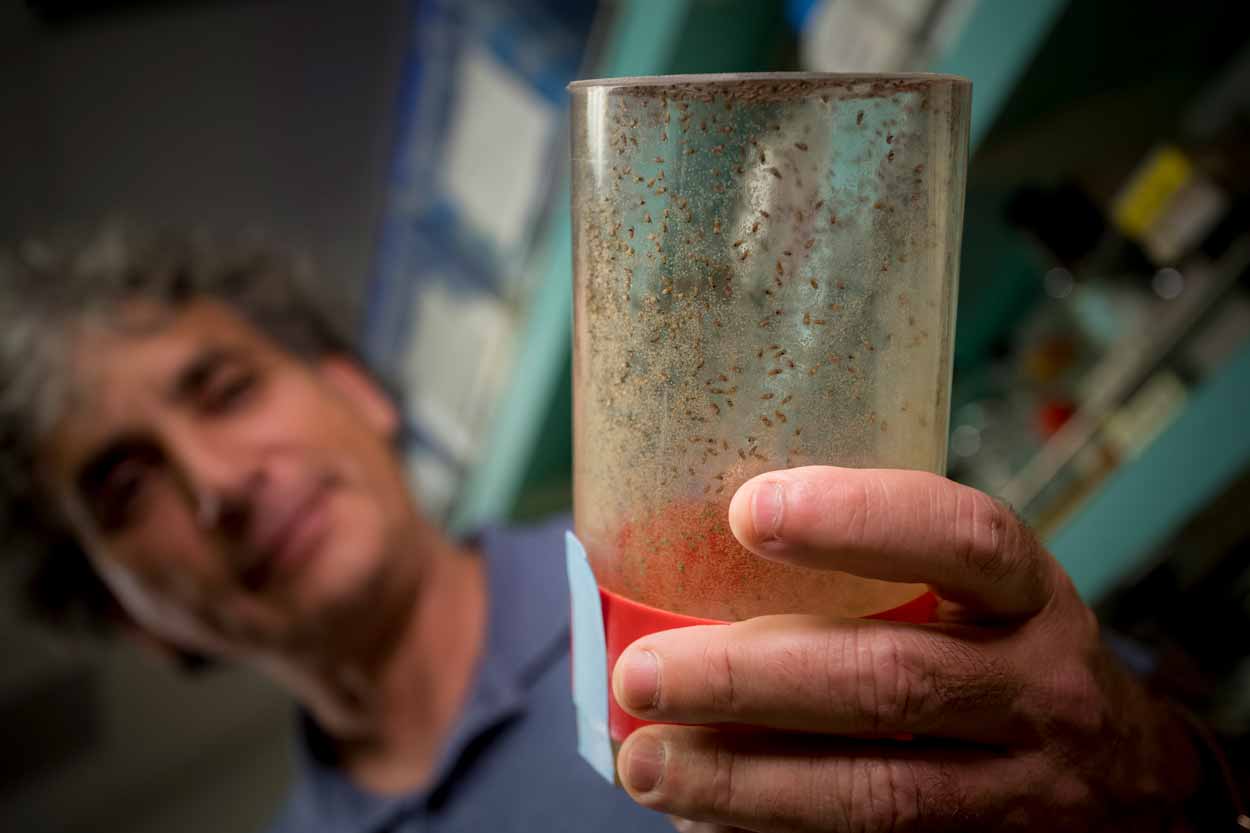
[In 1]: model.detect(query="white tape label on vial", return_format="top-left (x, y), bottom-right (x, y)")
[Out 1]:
top-left (564, 530), bottom-right (614, 783)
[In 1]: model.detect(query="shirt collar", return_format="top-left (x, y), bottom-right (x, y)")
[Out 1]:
top-left (474, 515), bottom-right (574, 690)
top-left (280, 515), bottom-right (572, 833)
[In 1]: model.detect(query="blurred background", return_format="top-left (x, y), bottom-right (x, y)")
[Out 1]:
top-left (2, 0), bottom-right (1248, 830)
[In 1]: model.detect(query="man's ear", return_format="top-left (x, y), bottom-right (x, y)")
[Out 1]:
top-left (316, 357), bottom-right (400, 441)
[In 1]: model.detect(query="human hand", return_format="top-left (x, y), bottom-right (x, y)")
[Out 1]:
top-left (614, 467), bottom-right (1202, 832)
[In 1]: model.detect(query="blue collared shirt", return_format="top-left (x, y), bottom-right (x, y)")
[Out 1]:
top-left (266, 516), bottom-right (673, 833)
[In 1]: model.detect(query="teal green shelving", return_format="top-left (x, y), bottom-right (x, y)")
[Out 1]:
top-left (932, 0), bottom-right (1070, 150)
top-left (938, 0), bottom-right (1250, 601)
top-left (1050, 341), bottom-right (1250, 602)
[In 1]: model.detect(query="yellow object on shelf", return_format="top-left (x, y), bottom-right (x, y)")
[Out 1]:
top-left (1112, 145), bottom-right (1193, 240)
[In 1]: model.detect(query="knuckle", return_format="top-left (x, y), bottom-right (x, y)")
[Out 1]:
top-left (887, 761), bottom-right (925, 833)
top-left (826, 628), bottom-right (876, 730)
top-left (836, 758), bottom-right (922, 833)
top-left (895, 648), bottom-right (944, 731)
top-left (702, 636), bottom-right (740, 716)
top-left (836, 476), bottom-right (878, 550)
top-left (854, 630), bottom-right (934, 733)
top-left (1048, 771), bottom-right (1095, 818)
top-left (1047, 667), bottom-right (1108, 740)
top-left (950, 488), bottom-right (1055, 611)
top-left (708, 743), bottom-right (740, 819)
top-left (823, 758), bottom-right (860, 830)
top-left (952, 488), bottom-right (1014, 581)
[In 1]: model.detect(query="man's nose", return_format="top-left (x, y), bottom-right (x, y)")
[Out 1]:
top-left (165, 428), bottom-right (261, 537)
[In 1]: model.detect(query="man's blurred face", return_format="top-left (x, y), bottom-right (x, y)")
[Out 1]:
top-left (40, 300), bottom-right (420, 659)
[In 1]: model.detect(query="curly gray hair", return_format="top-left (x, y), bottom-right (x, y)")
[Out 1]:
top-left (0, 223), bottom-right (363, 633)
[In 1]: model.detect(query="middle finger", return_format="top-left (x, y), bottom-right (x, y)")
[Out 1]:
top-left (613, 616), bottom-right (1023, 743)
top-left (620, 725), bottom-right (1015, 833)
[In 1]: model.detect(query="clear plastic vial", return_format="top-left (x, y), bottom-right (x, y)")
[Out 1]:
top-left (571, 73), bottom-right (971, 621)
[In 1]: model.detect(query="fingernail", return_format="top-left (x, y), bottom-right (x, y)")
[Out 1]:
top-left (624, 735), bottom-right (666, 793)
top-left (617, 648), bottom-right (660, 711)
top-left (752, 480), bottom-right (785, 542)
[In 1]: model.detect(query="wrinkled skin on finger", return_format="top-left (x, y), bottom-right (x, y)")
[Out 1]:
top-left (615, 467), bottom-right (1201, 832)
top-left (668, 815), bottom-right (748, 833)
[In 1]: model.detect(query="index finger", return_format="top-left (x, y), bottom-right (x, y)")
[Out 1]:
top-left (728, 466), bottom-right (1054, 619)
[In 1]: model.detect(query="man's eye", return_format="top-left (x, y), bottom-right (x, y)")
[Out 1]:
top-left (96, 459), bottom-right (150, 530)
top-left (203, 371), bottom-right (258, 414)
